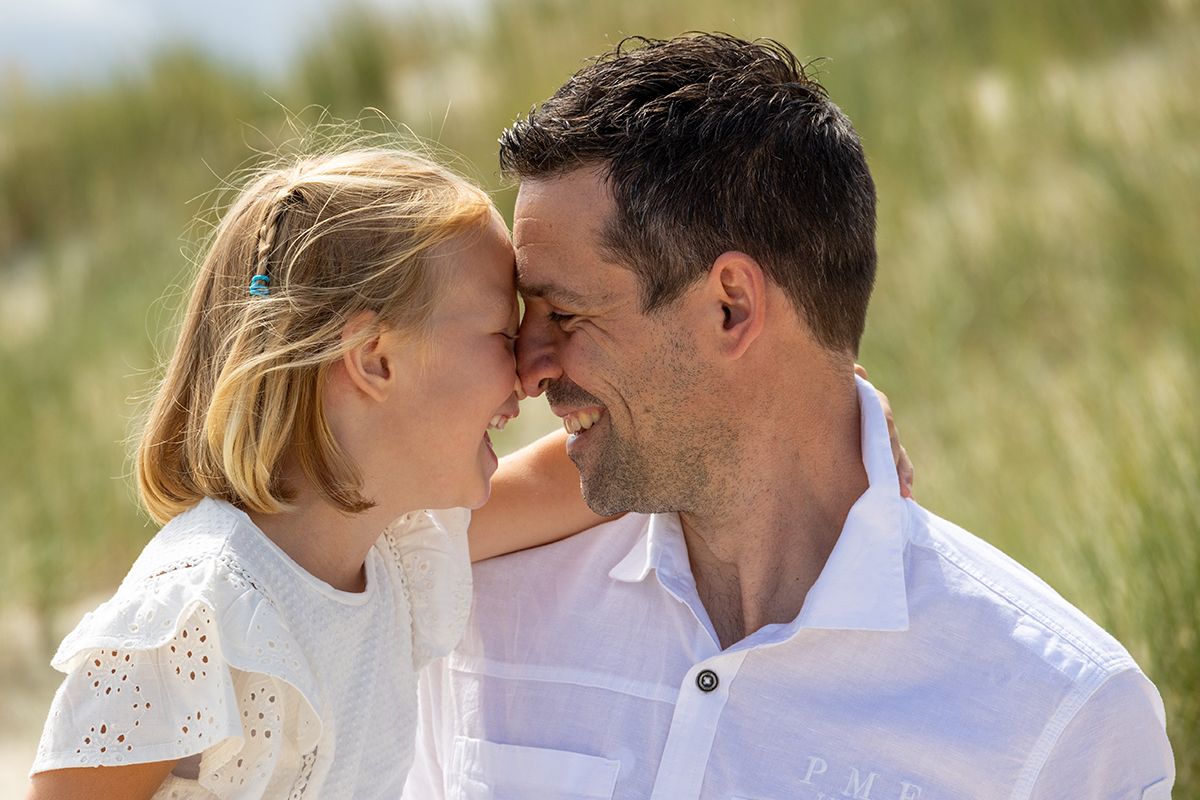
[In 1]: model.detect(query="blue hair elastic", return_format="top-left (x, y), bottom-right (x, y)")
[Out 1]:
top-left (249, 274), bottom-right (271, 297)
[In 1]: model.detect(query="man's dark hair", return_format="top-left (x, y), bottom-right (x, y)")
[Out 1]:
top-left (499, 33), bottom-right (877, 353)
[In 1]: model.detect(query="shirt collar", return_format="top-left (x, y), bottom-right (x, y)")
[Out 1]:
top-left (608, 375), bottom-right (910, 634)
top-left (608, 512), bottom-right (688, 585)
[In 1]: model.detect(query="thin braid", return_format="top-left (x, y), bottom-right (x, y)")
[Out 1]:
top-left (251, 187), bottom-right (296, 287)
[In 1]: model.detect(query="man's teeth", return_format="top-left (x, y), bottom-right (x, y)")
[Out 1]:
top-left (488, 415), bottom-right (509, 431)
top-left (563, 409), bottom-right (602, 434)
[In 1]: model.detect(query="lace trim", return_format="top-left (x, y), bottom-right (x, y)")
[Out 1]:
top-left (288, 747), bottom-right (319, 799)
top-left (144, 553), bottom-right (268, 597)
top-left (382, 510), bottom-right (472, 668)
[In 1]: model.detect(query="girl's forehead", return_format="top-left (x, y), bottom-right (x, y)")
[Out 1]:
top-left (435, 230), bottom-right (517, 318)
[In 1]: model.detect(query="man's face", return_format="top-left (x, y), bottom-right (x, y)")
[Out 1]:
top-left (514, 167), bottom-right (724, 515)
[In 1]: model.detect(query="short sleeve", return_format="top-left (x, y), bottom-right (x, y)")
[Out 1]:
top-left (32, 566), bottom-right (322, 798)
top-left (35, 604), bottom-right (244, 771)
top-left (1029, 668), bottom-right (1175, 799)
top-left (383, 508), bottom-right (473, 671)
top-left (189, 668), bottom-right (317, 798)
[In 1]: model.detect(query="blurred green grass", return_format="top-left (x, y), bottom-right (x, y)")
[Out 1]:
top-left (1, 0), bottom-right (1196, 790)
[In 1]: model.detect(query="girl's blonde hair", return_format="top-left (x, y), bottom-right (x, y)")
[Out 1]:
top-left (137, 148), bottom-right (494, 525)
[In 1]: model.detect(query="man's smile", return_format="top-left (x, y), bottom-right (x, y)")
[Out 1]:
top-left (557, 406), bottom-right (606, 435)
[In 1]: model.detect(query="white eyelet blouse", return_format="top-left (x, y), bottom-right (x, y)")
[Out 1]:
top-left (32, 497), bottom-right (472, 798)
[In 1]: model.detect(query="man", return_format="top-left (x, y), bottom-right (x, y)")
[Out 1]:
top-left (404, 34), bottom-right (1173, 799)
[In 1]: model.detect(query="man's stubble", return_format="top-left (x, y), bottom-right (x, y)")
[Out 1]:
top-left (571, 328), bottom-right (735, 519)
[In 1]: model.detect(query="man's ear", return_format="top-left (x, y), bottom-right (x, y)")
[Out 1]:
top-left (708, 251), bottom-right (766, 359)
top-left (339, 311), bottom-right (395, 403)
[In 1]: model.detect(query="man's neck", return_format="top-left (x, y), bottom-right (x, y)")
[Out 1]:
top-left (679, 373), bottom-right (867, 650)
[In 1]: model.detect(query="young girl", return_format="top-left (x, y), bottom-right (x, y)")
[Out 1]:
top-left (27, 148), bottom-right (604, 798)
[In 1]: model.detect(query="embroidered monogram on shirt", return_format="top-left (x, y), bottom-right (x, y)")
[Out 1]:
top-left (736, 754), bottom-right (926, 800)
top-left (797, 755), bottom-right (925, 800)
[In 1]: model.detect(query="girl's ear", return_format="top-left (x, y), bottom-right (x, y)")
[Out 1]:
top-left (339, 311), bottom-right (395, 403)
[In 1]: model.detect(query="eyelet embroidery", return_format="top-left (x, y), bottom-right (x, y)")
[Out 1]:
top-left (68, 619), bottom-right (227, 766)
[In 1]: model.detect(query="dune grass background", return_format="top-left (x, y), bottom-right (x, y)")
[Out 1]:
top-left (1, 0), bottom-right (1196, 790)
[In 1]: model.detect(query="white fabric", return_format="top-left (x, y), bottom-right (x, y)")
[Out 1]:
top-left (406, 377), bottom-right (1175, 800)
top-left (33, 497), bottom-right (472, 798)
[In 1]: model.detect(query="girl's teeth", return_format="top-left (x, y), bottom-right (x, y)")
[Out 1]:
top-left (489, 415), bottom-right (509, 430)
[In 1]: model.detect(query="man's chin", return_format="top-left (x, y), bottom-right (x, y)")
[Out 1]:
top-left (573, 436), bottom-right (646, 515)
top-left (579, 471), bottom-right (636, 517)
top-left (581, 491), bottom-right (626, 518)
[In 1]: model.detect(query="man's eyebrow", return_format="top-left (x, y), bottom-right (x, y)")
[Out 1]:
top-left (517, 280), bottom-right (596, 307)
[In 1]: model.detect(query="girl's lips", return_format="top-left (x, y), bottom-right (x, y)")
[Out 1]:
top-left (481, 431), bottom-right (499, 472)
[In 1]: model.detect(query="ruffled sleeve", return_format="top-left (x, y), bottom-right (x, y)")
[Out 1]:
top-left (382, 507), bottom-right (473, 671)
top-left (32, 559), bottom-right (322, 798)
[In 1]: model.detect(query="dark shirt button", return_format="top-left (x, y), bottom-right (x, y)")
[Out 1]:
top-left (696, 669), bottom-right (719, 693)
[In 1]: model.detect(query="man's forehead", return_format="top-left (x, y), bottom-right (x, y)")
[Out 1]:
top-left (511, 213), bottom-right (558, 248)
top-left (513, 214), bottom-right (595, 301)
top-left (514, 168), bottom-right (612, 235)
top-left (516, 249), bottom-right (623, 308)
top-left (512, 170), bottom-right (628, 306)
top-left (512, 200), bottom-right (599, 247)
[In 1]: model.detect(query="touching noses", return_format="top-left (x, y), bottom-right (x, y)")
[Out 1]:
top-left (515, 312), bottom-right (564, 398)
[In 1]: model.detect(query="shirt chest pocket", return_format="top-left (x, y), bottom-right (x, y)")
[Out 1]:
top-left (449, 736), bottom-right (620, 800)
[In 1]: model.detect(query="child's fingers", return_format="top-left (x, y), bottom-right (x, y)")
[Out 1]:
top-left (898, 445), bottom-right (915, 499)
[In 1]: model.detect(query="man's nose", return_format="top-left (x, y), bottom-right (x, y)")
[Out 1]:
top-left (516, 313), bottom-right (563, 398)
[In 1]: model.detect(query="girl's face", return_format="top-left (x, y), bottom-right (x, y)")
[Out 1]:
top-left (393, 212), bottom-right (522, 509)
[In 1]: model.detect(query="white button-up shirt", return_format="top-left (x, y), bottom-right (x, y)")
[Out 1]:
top-left (405, 378), bottom-right (1174, 800)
